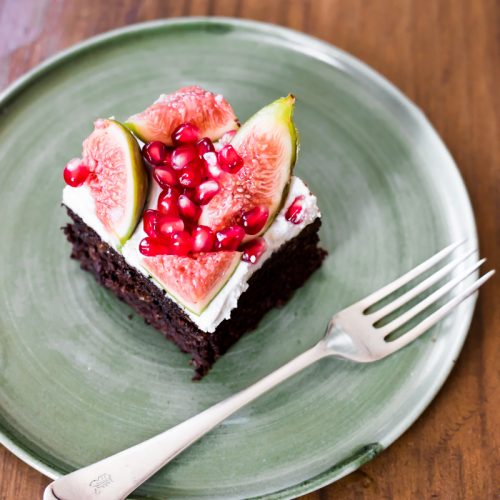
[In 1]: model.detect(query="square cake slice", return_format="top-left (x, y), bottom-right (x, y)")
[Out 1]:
top-left (61, 88), bottom-right (326, 378)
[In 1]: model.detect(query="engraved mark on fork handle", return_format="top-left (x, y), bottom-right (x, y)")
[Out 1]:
top-left (89, 473), bottom-right (113, 495)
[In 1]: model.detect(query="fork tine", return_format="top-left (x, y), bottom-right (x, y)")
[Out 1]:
top-left (385, 270), bottom-right (495, 352)
top-left (369, 248), bottom-right (477, 323)
top-left (379, 258), bottom-right (486, 336)
top-left (357, 240), bottom-right (467, 310)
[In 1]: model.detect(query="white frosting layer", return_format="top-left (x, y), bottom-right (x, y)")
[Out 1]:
top-left (63, 185), bottom-right (119, 247)
top-left (64, 176), bottom-right (320, 332)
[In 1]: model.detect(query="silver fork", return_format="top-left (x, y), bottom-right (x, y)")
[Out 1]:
top-left (44, 241), bottom-right (494, 500)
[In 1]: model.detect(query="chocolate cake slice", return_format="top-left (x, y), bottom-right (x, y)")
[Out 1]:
top-left (64, 209), bottom-right (325, 378)
top-left (61, 88), bottom-right (326, 378)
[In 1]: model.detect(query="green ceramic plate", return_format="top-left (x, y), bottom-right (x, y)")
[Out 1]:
top-left (0, 18), bottom-right (477, 499)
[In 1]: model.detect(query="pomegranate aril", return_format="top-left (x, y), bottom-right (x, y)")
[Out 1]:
top-left (215, 226), bottom-right (245, 251)
top-left (143, 209), bottom-right (184, 237)
top-left (157, 186), bottom-right (180, 216)
top-left (218, 145), bottom-right (244, 173)
top-left (143, 209), bottom-right (160, 237)
top-left (195, 180), bottom-right (220, 205)
top-left (192, 225), bottom-right (215, 253)
top-left (63, 158), bottom-right (90, 187)
top-left (171, 145), bottom-right (198, 170)
top-left (177, 194), bottom-right (201, 222)
top-left (178, 163), bottom-right (202, 188)
top-left (153, 165), bottom-right (177, 187)
top-left (157, 216), bottom-right (184, 237)
top-left (241, 238), bottom-right (267, 264)
top-left (142, 141), bottom-right (168, 165)
top-left (169, 231), bottom-right (192, 256)
top-left (203, 152), bottom-right (224, 179)
top-left (240, 206), bottom-right (269, 235)
top-left (196, 137), bottom-right (215, 157)
top-left (139, 237), bottom-right (170, 257)
top-left (172, 123), bottom-right (200, 145)
top-left (285, 195), bottom-right (305, 224)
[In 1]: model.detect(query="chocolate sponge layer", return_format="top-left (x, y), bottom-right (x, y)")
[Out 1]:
top-left (64, 209), bottom-right (327, 378)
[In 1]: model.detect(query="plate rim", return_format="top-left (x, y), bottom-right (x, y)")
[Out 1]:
top-left (0, 16), bottom-right (479, 499)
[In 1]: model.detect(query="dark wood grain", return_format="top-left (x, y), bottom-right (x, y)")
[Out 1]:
top-left (0, 0), bottom-right (498, 498)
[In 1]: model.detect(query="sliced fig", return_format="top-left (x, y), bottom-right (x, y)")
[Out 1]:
top-left (142, 251), bottom-right (241, 314)
top-left (199, 95), bottom-right (298, 236)
top-left (82, 119), bottom-right (147, 245)
top-left (125, 86), bottom-right (239, 145)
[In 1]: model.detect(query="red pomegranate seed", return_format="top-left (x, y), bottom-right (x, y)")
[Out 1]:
top-left (177, 194), bottom-right (201, 222)
top-left (195, 180), bottom-right (220, 205)
top-left (157, 187), bottom-right (180, 216)
top-left (171, 145), bottom-right (198, 170)
top-left (285, 195), bottom-right (306, 224)
top-left (203, 152), bottom-right (224, 179)
top-left (142, 141), bottom-right (167, 165)
top-left (143, 210), bottom-right (184, 238)
top-left (215, 226), bottom-right (246, 251)
top-left (172, 123), bottom-right (200, 145)
top-left (143, 209), bottom-right (160, 237)
top-left (240, 206), bottom-right (269, 235)
top-left (169, 230), bottom-right (192, 255)
top-left (218, 145), bottom-right (244, 174)
top-left (196, 137), bottom-right (215, 157)
top-left (241, 238), bottom-right (267, 264)
top-left (63, 158), bottom-right (90, 187)
top-left (139, 237), bottom-right (170, 257)
top-left (157, 215), bottom-right (184, 237)
top-left (153, 165), bottom-right (177, 188)
top-left (178, 163), bottom-right (202, 188)
top-left (192, 225), bottom-right (215, 253)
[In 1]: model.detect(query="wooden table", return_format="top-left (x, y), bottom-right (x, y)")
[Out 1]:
top-left (1, 0), bottom-right (498, 498)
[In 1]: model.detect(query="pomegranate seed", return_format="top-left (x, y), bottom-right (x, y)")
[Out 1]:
top-left (218, 145), bottom-right (244, 173)
top-left (172, 123), bottom-right (200, 145)
top-left (178, 163), bottom-right (202, 188)
top-left (142, 141), bottom-right (167, 165)
top-left (169, 231), bottom-right (192, 255)
top-left (139, 237), bottom-right (170, 257)
top-left (171, 145), bottom-right (198, 170)
top-left (63, 158), bottom-right (90, 187)
top-left (157, 215), bottom-right (184, 238)
top-left (143, 210), bottom-right (184, 238)
top-left (215, 226), bottom-right (245, 251)
top-left (192, 225), bottom-right (215, 253)
top-left (240, 206), bottom-right (269, 235)
top-left (177, 194), bottom-right (201, 222)
top-left (203, 152), bottom-right (224, 179)
top-left (195, 180), bottom-right (220, 205)
top-left (196, 137), bottom-right (215, 157)
top-left (143, 209), bottom-right (161, 237)
top-left (153, 165), bottom-right (177, 188)
top-left (157, 187), bottom-right (180, 216)
top-left (285, 195), bottom-right (306, 224)
top-left (241, 238), bottom-right (267, 264)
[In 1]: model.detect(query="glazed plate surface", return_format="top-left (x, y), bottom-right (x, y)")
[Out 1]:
top-left (0, 18), bottom-right (477, 499)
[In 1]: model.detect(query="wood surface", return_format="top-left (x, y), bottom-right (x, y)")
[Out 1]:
top-left (0, 0), bottom-right (498, 498)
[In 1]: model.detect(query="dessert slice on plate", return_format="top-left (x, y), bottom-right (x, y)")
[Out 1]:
top-left (62, 86), bottom-right (326, 378)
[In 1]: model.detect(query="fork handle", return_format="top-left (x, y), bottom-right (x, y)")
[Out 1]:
top-left (45, 342), bottom-right (327, 500)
